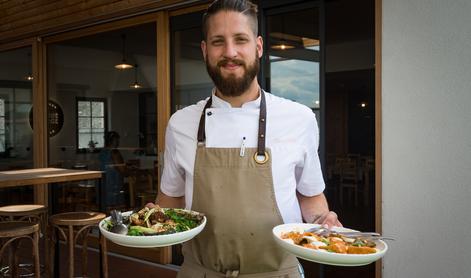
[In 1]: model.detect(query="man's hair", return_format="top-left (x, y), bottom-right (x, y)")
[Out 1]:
top-left (202, 0), bottom-right (258, 41)
top-left (104, 131), bottom-right (120, 146)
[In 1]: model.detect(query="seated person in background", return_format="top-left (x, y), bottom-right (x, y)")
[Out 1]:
top-left (99, 131), bottom-right (127, 209)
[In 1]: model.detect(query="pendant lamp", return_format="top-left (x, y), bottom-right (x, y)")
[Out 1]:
top-left (25, 52), bottom-right (33, 81)
top-left (130, 64), bottom-right (142, 89)
top-left (115, 34), bottom-right (134, 70)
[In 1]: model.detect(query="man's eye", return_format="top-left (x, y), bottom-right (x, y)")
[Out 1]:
top-left (236, 38), bottom-right (248, 43)
top-left (211, 40), bottom-right (224, 45)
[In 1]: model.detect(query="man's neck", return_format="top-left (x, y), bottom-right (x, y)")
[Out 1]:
top-left (215, 81), bottom-right (260, 108)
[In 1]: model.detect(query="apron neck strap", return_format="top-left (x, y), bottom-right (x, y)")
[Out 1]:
top-left (257, 89), bottom-right (267, 156)
top-left (197, 97), bottom-right (213, 144)
top-left (197, 90), bottom-right (267, 156)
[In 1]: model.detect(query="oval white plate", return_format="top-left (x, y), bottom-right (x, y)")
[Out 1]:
top-left (99, 210), bottom-right (206, 248)
top-left (273, 223), bottom-right (388, 266)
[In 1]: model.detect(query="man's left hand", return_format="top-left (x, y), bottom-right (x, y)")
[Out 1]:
top-left (313, 211), bottom-right (342, 228)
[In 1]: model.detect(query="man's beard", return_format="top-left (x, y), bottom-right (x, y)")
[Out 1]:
top-left (206, 52), bottom-right (259, 97)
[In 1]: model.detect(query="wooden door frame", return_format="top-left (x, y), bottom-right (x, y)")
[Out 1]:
top-left (40, 12), bottom-right (172, 264)
top-left (375, 0), bottom-right (382, 277)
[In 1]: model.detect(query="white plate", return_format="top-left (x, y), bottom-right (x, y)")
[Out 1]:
top-left (99, 210), bottom-right (206, 248)
top-left (273, 223), bottom-right (388, 266)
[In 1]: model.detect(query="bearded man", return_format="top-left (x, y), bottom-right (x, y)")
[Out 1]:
top-left (155, 0), bottom-right (341, 277)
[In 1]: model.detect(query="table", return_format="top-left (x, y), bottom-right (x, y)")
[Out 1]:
top-left (0, 167), bottom-right (103, 210)
top-left (0, 167), bottom-right (102, 189)
top-left (0, 167), bottom-right (105, 277)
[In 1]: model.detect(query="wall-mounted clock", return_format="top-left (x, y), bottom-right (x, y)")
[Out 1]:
top-left (29, 100), bottom-right (64, 137)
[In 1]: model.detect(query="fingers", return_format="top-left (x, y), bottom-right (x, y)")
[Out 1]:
top-left (315, 211), bottom-right (342, 228)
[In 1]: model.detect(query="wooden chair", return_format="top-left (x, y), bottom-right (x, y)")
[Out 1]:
top-left (362, 157), bottom-right (375, 206)
top-left (339, 158), bottom-right (360, 206)
top-left (48, 211), bottom-right (108, 278)
top-left (128, 169), bottom-right (155, 208)
top-left (0, 222), bottom-right (40, 278)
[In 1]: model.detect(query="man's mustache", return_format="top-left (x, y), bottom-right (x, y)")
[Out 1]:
top-left (217, 58), bottom-right (245, 67)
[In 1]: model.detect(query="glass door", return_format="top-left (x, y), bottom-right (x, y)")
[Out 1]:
top-left (0, 46), bottom-right (34, 205)
top-left (47, 22), bottom-right (158, 213)
top-left (263, 4), bottom-right (321, 124)
top-left (262, 0), bottom-right (376, 277)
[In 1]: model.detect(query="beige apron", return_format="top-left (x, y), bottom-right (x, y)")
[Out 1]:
top-left (178, 91), bottom-right (300, 278)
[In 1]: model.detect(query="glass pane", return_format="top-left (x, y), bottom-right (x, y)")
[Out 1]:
top-left (266, 8), bottom-right (320, 122)
top-left (0, 46), bottom-right (34, 205)
top-left (78, 117), bottom-right (91, 129)
top-left (78, 101), bottom-right (91, 116)
top-left (92, 101), bottom-right (104, 116)
top-left (91, 117), bottom-right (104, 129)
top-left (78, 133), bottom-right (92, 149)
top-left (48, 23), bottom-right (158, 215)
top-left (171, 15), bottom-right (212, 112)
top-left (0, 135), bottom-right (4, 152)
top-left (92, 133), bottom-right (105, 148)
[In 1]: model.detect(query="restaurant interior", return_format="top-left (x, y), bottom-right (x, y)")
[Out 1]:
top-left (0, 0), bottom-right (376, 277)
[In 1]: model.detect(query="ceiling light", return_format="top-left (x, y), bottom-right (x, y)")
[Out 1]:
top-left (115, 34), bottom-right (133, 70)
top-left (25, 52), bottom-right (33, 81)
top-left (130, 64), bottom-right (142, 89)
top-left (271, 42), bottom-right (295, 50)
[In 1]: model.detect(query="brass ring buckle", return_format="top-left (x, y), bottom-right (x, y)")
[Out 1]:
top-left (253, 151), bottom-right (270, 164)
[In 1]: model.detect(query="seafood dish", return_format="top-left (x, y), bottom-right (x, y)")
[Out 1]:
top-left (281, 229), bottom-right (377, 254)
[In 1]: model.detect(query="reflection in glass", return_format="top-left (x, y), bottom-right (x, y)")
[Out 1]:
top-left (48, 23), bottom-right (158, 212)
top-left (171, 13), bottom-right (212, 112)
top-left (265, 8), bottom-right (320, 121)
top-left (0, 47), bottom-right (34, 205)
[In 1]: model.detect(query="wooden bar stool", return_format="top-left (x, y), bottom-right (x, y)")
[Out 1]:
top-left (0, 204), bottom-right (48, 276)
top-left (0, 222), bottom-right (40, 278)
top-left (48, 211), bottom-right (108, 278)
top-left (0, 204), bottom-right (48, 233)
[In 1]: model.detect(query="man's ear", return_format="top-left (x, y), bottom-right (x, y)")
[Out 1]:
top-left (256, 36), bottom-right (263, 58)
top-left (201, 40), bottom-right (207, 61)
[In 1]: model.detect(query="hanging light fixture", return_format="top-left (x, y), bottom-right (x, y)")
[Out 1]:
top-left (115, 34), bottom-right (134, 70)
top-left (130, 64), bottom-right (142, 89)
top-left (25, 52), bottom-right (33, 81)
top-left (270, 15), bottom-right (295, 50)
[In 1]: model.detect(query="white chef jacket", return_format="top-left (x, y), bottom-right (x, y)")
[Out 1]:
top-left (160, 90), bottom-right (325, 223)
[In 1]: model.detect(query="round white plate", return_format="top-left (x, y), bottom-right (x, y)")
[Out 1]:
top-left (99, 210), bottom-right (206, 248)
top-left (273, 223), bottom-right (388, 266)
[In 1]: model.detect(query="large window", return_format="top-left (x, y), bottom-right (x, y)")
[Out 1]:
top-left (76, 98), bottom-right (106, 151)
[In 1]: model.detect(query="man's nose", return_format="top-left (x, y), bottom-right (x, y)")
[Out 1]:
top-left (223, 41), bottom-right (237, 58)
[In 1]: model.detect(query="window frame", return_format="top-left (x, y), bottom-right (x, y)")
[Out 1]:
top-left (0, 97), bottom-right (5, 153)
top-left (75, 97), bottom-right (107, 153)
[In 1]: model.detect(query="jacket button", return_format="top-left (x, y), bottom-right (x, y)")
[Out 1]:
top-left (207, 111), bottom-right (212, 116)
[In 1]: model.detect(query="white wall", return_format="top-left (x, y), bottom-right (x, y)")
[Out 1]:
top-left (382, 0), bottom-right (471, 277)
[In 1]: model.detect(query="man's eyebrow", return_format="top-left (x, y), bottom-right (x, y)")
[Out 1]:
top-left (208, 35), bottom-right (225, 40)
top-left (234, 33), bottom-right (250, 38)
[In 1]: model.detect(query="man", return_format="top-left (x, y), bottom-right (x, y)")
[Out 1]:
top-left (156, 0), bottom-right (341, 277)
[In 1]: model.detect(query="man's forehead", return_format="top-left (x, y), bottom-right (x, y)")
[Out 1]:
top-left (206, 11), bottom-right (253, 37)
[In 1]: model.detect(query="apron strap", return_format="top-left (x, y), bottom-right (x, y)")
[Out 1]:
top-left (196, 89), bottom-right (268, 163)
top-left (257, 89), bottom-right (267, 156)
top-left (197, 97), bottom-right (213, 143)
